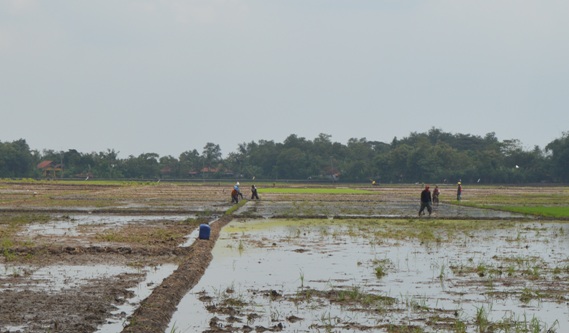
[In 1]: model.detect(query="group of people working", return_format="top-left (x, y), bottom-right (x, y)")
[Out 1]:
top-left (419, 182), bottom-right (462, 216)
top-left (231, 182), bottom-right (260, 204)
top-left (230, 180), bottom-right (463, 214)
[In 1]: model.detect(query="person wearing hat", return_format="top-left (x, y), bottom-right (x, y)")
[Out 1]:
top-left (419, 185), bottom-right (433, 216)
top-left (231, 188), bottom-right (239, 204)
top-left (457, 181), bottom-right (462, 201)
top-left (232, 182), bottom-right (243, 202)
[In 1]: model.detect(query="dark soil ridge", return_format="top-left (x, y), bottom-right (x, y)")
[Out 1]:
top-left (9, 244), bottom-right (193, 257)
top-left (121, 214), bottom-right (233, 333)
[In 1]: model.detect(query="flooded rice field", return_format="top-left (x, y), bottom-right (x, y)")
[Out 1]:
top-left (1, 181), bottom-right (568, 332)
top-left (0, 210), bottom-right (195, 333)
top-left (168, 218), bottom-right (568, 332)
top-left (235, 200), bottom-right (530, 219)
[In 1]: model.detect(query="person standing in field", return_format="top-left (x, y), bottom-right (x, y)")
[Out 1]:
top-left (231, 182), bottom-right (244, 203)
top-left (419, 185), bottom-right (433, 216)
top-left (457, 181), bottom-right (462, 201)
top-left (251, 184), bottom-right (260, 200)
top-left (432, 185), bottom-right (440, 205)
top-left (234, 182), bottom-right (244, 200)
top-left (231, 188), bottom-right (239, 203)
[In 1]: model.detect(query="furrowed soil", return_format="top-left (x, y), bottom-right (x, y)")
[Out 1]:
top-left (0, 181), bottom-right (567, 333)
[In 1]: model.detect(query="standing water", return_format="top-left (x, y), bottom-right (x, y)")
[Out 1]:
top-left (167, 218), bottom-right (568, 332)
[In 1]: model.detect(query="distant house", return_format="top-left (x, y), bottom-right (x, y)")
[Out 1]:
top-left (160, 166), bottom-right (172, 178)
top-left (37, 160), bottom-right (64, 178)
top-left (200, 167), bottom-right (219, 173)
top-left (186, 167), bottom-right (233, 179)
top-left (187, 171), bottom-right (199, 177)
top-left (186, 166), bottom-right (234, 179)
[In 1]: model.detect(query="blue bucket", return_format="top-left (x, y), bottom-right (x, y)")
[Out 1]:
top-left (199, 224), bottom-right (211, 240)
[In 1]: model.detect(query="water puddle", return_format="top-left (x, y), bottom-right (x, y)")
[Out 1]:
top-left (167, 219), bottom-right (568, 332)
top-left (96, 264), bottom-right (178, 333)
top-left (0, 263), bottom-right (177, 332)
top-left (1, 264), bottom-right (138, 292)
top-left (19, 214), bottom-right (191, 237)
top-left (2, 212), bottom-right (211, 332)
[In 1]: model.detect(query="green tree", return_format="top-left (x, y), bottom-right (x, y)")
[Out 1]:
top-left (247, 140), bottom-right (281, 179)
top-left (92, 149), bottom-right (121, 178)
top-left (343, 138), bottom-right (375, 181)
top-left (0, 139), bottom-right (34, 177)
top-left (179, 149), bottom-right (201, 177)
top-left (123, 153), bottom-right (160, 179)
top-left (276, 147), bottom-right (308, 179)
top-left (545, 132), bottom-right (569, 182)
top-left (159, 156), bottom-right (180, 178)
top-left (202, 143), bottom-right (222, 172)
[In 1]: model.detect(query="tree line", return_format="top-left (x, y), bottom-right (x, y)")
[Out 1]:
top-left (1, 128), bottom-right (568, 183)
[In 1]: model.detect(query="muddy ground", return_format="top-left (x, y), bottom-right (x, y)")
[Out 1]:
top-left (0, 181), bottom-right (232, 333)
top-left (0, 181), bottom-right (567, 333)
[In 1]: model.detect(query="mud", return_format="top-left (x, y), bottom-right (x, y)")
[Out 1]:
top-left (0, 182), bottom-right (233, 333)
top-left (0, 181), bottom-right (567, 333)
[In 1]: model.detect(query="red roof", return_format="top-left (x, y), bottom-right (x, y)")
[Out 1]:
top-left (37, 160), bottom-right (53, 169)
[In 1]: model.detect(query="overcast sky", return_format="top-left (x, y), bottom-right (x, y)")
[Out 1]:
top-left (1, 1), bottom-right (568, 158)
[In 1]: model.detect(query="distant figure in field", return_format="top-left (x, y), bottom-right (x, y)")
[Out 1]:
top-left (231, 182), bottom-right (243, 203)
top-left (457, 181), bottom-right (462, 201)
top-left (231, 188), bottom-right (239, 203)
top-left (234, 182), bottom-right (244, 199)
top-left (432, 185), bottom-right (440, 205)
top-left (419, 185), bottom-right (432, 216)
top-left (251, 185), bottom-right (260, 200)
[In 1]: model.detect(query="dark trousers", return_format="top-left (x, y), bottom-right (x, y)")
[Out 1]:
top-left (419, 202), bottom-right (432, 215)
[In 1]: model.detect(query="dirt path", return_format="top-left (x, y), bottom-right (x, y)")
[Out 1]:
top-left (121, 215), bottom-right (233, 333)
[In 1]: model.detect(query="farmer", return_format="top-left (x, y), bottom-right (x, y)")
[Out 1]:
top-left (432, 185), bottom-right (440, 205)
top-left (231, 188), bottom-right (239, 203)
top-left (231, 182), bottom-right (244, 203)
top-left (457, 181), bottom-right (462, 201)
top-left (234, 182), bottom-right (244, 200)
top-left (251, 184), bottom-right (260, 200)
top-left (419, 185), bottom-right (433, 216)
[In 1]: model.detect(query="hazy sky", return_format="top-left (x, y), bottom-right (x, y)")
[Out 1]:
top-left (1, 1), bottom-right (568, 158)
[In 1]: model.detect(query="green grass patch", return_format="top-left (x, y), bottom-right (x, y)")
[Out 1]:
top-left (0, 214), bottom-right (50, 259)
top-left (494, 206), bottom-right (569, 218)
top-left (225, 199), bottom-right (248, 215)
top-left (95, 226), bottom-right (186, 245)
top-left (259, 187), bottom-right (374, 194)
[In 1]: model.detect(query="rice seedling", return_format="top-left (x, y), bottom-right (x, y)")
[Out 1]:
top-left (519, 287), bottom-right (542, 304)
top-left (374, 265), bottom-right (387, 279)
top-left (454, 319), bottom-right (467, 333)
top-left (168, 323), bottom-right (181, 333)
top-left (438, 263), bottom-right (446, 281)
top-left (408, 296), bottom-right (430, 312)
top-left (259, 188), bottom-right (375, 195)
top-left (495, 206), bottom-right (569, 218)
top-left (476, 263), bottom-right (487, 277)
top-left (318, 311), bottom-right (336, 332)
top-left (474, 305), bottom-right (491, 332)
top-left (237, 240), bottom-right (245, 254)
